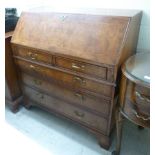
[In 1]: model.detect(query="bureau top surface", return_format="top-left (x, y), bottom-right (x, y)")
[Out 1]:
top-left (11, 9), bottom-right (141, 65)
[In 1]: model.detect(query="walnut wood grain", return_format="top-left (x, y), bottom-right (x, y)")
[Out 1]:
top-left (55, 56), bottom-right (107, 80)
top-left (15, 58), bottom-right (114, 97)
top-left (11, 9), bottom-right (142, 149)
top-left (5, 33), bottom-right (22, 112)
top-left (12, 45), bottom-right (53, 64)
top-left (21, 73), bottom-right (111, 117)
top-left (22, 85), bottom-right (108, 134)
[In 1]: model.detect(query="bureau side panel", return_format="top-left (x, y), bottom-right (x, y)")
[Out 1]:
top-left (5, 36), bottom-right (22, 101)
top-left (117, 12), bottom-right (142, 68)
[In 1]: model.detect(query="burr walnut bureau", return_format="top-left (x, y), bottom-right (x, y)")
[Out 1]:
top-left (10, 8), bottom-right (142, 149)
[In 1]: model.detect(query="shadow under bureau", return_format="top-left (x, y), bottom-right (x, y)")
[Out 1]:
top-left (10, 8), bottom-right (142, 149)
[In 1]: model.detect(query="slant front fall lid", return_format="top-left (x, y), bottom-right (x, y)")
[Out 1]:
top-left (11, 9), bottom-right (141, 65)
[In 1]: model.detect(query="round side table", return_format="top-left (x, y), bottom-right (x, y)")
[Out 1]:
top-left (113, 52), bottom-right (150, 155)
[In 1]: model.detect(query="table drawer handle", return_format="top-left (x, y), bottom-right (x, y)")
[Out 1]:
top-left (28, 52), bottom-right (38, 60)
top-left (74, 110), bottom-right (85, 118)
top-left (133, 110), bottom-right (150, 121)
top-left (135, 91), bottom-right (150, 103)
top-left (30, 64), bottom-right (35, 69)
top-left (72, 63), bottom-right (85, 70)
top-left (73, 76), bottom-right (86, 84)
top-left (74, 93), bottom-right (85, 101)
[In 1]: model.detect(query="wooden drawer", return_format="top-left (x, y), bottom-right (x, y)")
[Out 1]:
top-left (23, 85), bottom-right (108, 133)
top-left (55, 56), bottom-right (107, 80)
top-left (15, 59), bottom-right (114, 97)
top-left (12, 45), bottom-right (52, 64)
top-left (123, 98), bottom-right (149, 128)
top-left (134, 85), bottom-right (150, 99)
top-left (125, 81), bottom-right (150, 116)
top-left (133, 85), bottom-right (150, 116)
top-left (21, 73), bottom-right (111, 117)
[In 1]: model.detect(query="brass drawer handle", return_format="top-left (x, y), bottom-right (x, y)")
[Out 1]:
top-left (28, 52), bottom-right (38, 60)
top-left (72, 63), bottom-right (85, 70)
top-left (74, 110), bottom-right (85, 118)
top-left (30, 64), bottom-right (35, 69)
top-left (73, 76), bottom-right (86, 84)
top-left (74, 93), bottom-right (85, 101)
top-left (133, 110), bottom-right (150, 121)
top-left (30, 65), bottom-right (40, 72)
top-left (135, 91), bottom-right (150, 103)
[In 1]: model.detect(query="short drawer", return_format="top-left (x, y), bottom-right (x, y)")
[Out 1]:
top-left (15, 59), bottom-right (113, 97)
top-left (21, 73), bottom-right (111, 117)
top-left (23, 86), bottom-right (108, 133)
top-left (12, 45), bottom-right (52, 64)
top-left (123, 98), bottom-right (149, 128)
top-left (55, 57), bottom-right (107, 80)
top-left (134, 85), bottom-right (150, 99)
top-left (133, 85), bottom-right (150, 116)
top-left (125, 81), bottom-right (150, 116)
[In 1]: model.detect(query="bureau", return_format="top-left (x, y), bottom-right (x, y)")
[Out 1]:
top-left (10, 8), bottom-right (142, 149)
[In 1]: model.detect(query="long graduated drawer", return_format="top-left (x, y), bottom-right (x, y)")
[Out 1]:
top-left (21, 73), bottom-right (111, 117)
top-left (22, 85), bottom-right (108, 134)
top-left (15, 58), bottom-right (114, 97)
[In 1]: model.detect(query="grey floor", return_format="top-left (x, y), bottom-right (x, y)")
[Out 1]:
top-left (5, 105), bottom-right (150, 155)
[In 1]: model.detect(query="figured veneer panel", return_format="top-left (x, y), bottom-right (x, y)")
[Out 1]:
top-left (21, 73), bottom-right (111, 117)
top-left (23, 85), bottom-right (108, 134)
top-left (15, 59), bottom-right (113, 97)
top-left (55, 56), bottom-right (107, 80)
top-left (12, 45), bottom-right (52, 64)
top-left (11, 8), bottom-right (142, 149)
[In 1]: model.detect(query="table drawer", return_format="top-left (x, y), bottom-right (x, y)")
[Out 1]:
top-left (123, 98), bottom-right (149, 128)
top-left (125, 81), bottom-right (150, 116)
top-left (134, 85), bottom-right (150, 100)
top-left (23, 86), bottom-right (108, 133)
top-left (21, 73), bottom-right (111, 117)
top-left (12, 45), bottom-right (52, 64)
top-left (55, 56), bottom-right (107, 80)
top-left (15, 59), bottom-right (113, 97)
top-left (134, 85), bottom-right (150, 115)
